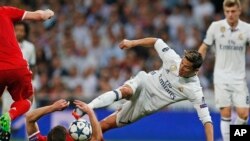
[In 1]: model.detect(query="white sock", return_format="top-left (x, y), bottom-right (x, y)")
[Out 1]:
top-left (88, 89), bottom-right (122, 109)
top-left (221, 117), bottom-right (231, 141)
top-left (234, 116), bottom-right (248, 125)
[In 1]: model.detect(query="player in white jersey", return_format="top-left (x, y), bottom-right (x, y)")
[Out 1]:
top-left (198, 0), bottom-right (250, 140)
top-left (73, 38), bottom-right (214, 141)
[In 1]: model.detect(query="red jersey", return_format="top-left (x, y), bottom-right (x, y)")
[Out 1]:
top-left (29, 131), bottom-right (74, 141)
top-left (0, 6), bottom-right (28, 70)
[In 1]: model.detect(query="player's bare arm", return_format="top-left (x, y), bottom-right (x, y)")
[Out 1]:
top-left (74, 100), bottom-right (104, 141)
top-left (204, 122), bottom-right (214, 141)
top-left (26, 99), bottom-right (69, 136)
top-left (119, 38), bottom-right (158, 49)
top-left (198, 43), bottom-right (209, 60)
top-left (23, 9), bottom-right (54, 21)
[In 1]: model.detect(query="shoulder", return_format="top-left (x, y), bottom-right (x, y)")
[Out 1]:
top-left (239, 20), bottom-right (250, 29)
top-left (209, 20), bottom-right (225, 28)
top-left (186, 77), bottom-right (202, 93)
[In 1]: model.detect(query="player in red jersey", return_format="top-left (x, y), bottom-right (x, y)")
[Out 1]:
top-left (0, 6), bottom-right (54, 140)
top-left (26, 99), bottom-right (104, 141)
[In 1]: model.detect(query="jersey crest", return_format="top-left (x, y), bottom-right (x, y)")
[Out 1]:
top-left (238, 33), bottom-right (243, 40)
top-left (170, 65), bottom-right (177, 72)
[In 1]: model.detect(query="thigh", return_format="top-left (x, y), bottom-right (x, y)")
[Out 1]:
top-left (6, 68), bottom-right (34, 101)
top-left (123, 71), bottom-right (147, 94)
top-left (214, 84), bottom-right (232, 108)
top-left (232, 83), bottom-right (250, 108)
top-left (100, 112), bottom-right (118, 133)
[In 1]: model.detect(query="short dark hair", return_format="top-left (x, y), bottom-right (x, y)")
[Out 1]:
top-left (184, 50), bottom-right (203, 69)
top-left (14, 21), bottom-right (30, 39)
top-left (47, 125), bottom-right (67, 141)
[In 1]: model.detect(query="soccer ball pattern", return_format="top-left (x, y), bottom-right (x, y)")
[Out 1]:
top-left (69, 119), bottom-right (92, 141)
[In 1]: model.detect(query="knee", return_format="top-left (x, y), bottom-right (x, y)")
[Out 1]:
top-left (237, 111), bottom-right (249, 120)
top-left (220, 107), bottom-right (231, 118)
top-left (119, 86), bottom-right (133, 99)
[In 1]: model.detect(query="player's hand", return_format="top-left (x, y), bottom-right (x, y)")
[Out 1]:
top-left (45, 9), bottom-right (54, 19)
top-left (119, 39), bottom-right (134, 49)
top-left (73, 100), bottom-right (92, 114)
top-left (51, 99), bottom-right (70, 111)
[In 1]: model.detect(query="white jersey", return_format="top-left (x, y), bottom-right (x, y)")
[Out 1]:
top-left (19, 40), bottom-right (36, 66)
top-left (204, 19), bottom-right (250, 84)
top-left (119, 39), bottom-right (211, 125)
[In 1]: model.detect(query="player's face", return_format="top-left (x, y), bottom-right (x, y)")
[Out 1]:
top-left (15, 24), bottom-right (26, 42)
top-left (179, 58), bottom-right (196, 78)
top-left (224, 5), bottom-right (241, 26)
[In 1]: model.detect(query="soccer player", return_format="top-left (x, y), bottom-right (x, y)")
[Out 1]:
top-left (0, 6), bottom-right (54, 140)
top-left (75, 37), bottom-right (214, 141)
top-left (2, 21), bottom-right (37, 114)
top-left (26, 99), bottom-right (103, 141)
top-left (198, 0), bottom-right (250, 140)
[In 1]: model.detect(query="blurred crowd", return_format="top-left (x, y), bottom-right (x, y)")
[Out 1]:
top-left (1, 0), bottom-right (250, 109)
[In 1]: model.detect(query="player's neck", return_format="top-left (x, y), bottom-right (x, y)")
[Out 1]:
top-left (227, 20), bottom-right (239, 30)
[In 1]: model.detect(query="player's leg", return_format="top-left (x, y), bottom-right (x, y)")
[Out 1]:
top-left (214, 84), bottom-right (232, 141)
top-left (233, 83), bottom-right (249, 125)
top-left (100, 100), bottom-right (135, 133)
top-left (6, 68), bottom-right (33, 121)
top-left (88, 85), bottom-right (133, 109)
top-left (100, 112), bottom-right (118, 133)
top-left (72, 86), bottom-right (133, 119)
top-left (0, 68), bottom-right (33, 140)
top-left (220, 107), bottom-right (231, 141)
top-left (87, 71), bottom-right (144, 110)
top-left (235, 107), bottom-right (249, 124)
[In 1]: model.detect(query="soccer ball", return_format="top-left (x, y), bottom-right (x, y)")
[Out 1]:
top-left (69, 118), bottom-right (92, 141)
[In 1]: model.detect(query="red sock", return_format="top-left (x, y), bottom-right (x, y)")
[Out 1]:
top-left (8, 99), bottom-right (31, 121)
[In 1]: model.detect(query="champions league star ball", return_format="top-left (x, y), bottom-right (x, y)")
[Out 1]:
top-left (69, 119), bottom-right (92, 141)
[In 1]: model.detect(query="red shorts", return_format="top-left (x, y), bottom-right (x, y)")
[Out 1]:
top-left (0, 68), bottom-right (33, 101)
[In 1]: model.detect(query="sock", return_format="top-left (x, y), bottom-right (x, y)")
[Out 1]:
top-left (220, 117), bottom-right (231, 141)
top-left (234, 116), bottom-right (249, 125)
top-left (88, 89), bottom-right (122, 109)
top-left (8, 99), bottom-right (31, 121)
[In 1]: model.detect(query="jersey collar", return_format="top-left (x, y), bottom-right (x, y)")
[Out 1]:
top-left (224, 19), bottom-right (242, 32)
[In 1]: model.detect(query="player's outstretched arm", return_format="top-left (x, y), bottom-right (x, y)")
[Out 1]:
top-left (23, 9), bottom-right (54, 21)
top-left (74, 100), bottom-right (104, 141)
top-left (204, 122), bottom-right (214, 141)
top-left (119, 38), bottom-right (158, 49)
top-left (26, 99), bottom-right (69, 136)
top-left (198, 43), bottom-right (209, 60)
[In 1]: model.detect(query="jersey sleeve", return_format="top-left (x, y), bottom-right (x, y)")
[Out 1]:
top-left (189, 90), bottom-right (212, 125)
top-left (154, 38), bottom-right (180, 63)
top-left (0, 6), bottom-right (25, 22)
top-left (203, 22), bottom-right (215, 46)
top-left (28, 131), bottom-right (47, 141)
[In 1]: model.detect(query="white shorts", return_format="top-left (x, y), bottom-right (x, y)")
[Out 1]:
top-left (214, 82), bottom-right (250, 108)
top-left (116, 71), bottom-right (149, 127)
